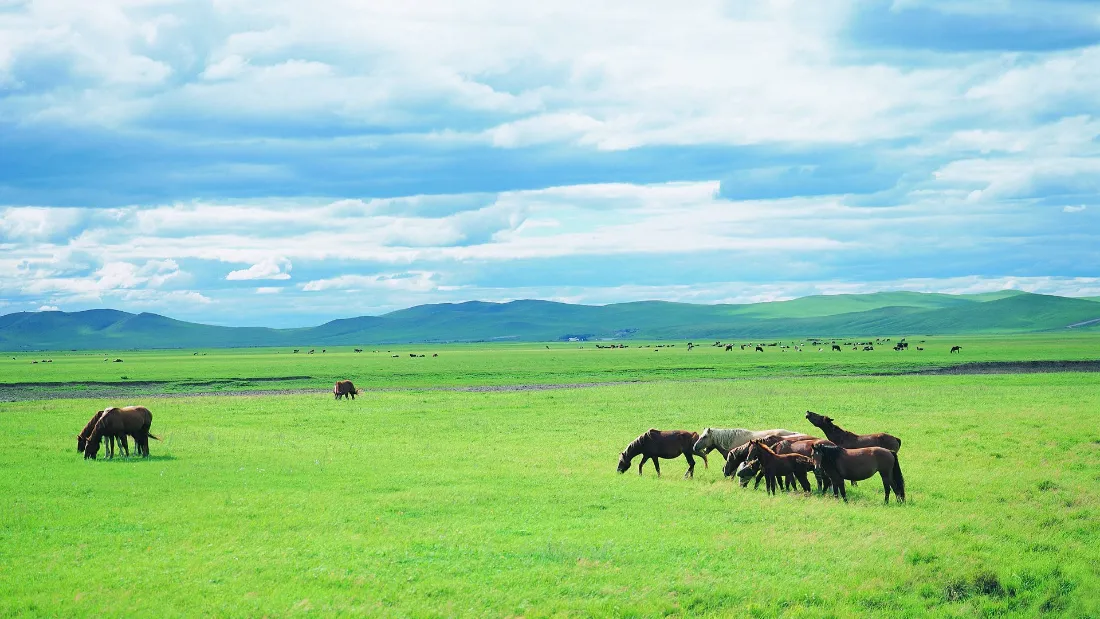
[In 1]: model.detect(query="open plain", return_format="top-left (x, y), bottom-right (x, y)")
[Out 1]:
top-left (1, 334), bottom-right (1098, 617)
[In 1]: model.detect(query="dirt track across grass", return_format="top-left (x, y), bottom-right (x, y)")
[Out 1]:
top-left (2, 360), bottom-right (1097, 402)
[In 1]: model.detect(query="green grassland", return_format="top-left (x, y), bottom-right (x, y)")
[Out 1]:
top-left (1, 336), bottom-right (1098, 617)
top-left (2, 333), bottom-right (1099, 396)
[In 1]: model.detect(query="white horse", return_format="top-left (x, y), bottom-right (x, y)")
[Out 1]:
top-left (692, 428), bottom-right (802, 456)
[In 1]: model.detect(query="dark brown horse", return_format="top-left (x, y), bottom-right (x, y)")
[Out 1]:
top-left (812, 443), bottom-right (905, 503)
top-left (723, 434), bottom-right (789, 481)
top-left (747, 440), bottom-right (815, 494)
top-left (805, 411), bottom-right (901, 452)
top-left (333, 380), bottom-right (361, 400)
top-left (617, 429), bottom-right (708, 478)
top-left (772, 438), bottom-right (840, 493)
top-left (85, 407), bottom-right (159, 459)
top-left (77, 410), bottom-right (129, 458)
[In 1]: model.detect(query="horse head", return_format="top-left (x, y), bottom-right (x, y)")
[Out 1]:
top-left (692, 428), bottom-right (712, 455)
top-left (616, 452), bottom-right (631, 474)
top-left (805, 410), bottom-right (832, 428)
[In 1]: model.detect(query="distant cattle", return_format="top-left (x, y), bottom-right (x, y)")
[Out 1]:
top-left (725, 344), bottom-right (733, 351)
top-left (113, 359), bottom-right (123, 363)
top-left (755, 346), bottom-right (764, 352)
top-left (391, 355), bottom-right (399, 358)
top-left (863, 346), bottom-right (874, 351)
top-left (354, 349), bottom-right (363, 353)
top-left (293, 349), bottom-right (300, 353)
top-left (433, 354), bottom-right (438, 357)
top-left (308, 349), bottom-right (315, 354)
top-left (916, 347), bottom-right (924, 351)
top-left (831, 345), bottom-right (842, 352)
top-left (950, 345), bottom-right (962, 354)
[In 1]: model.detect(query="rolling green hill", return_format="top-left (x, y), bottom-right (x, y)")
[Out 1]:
top-left (2, 291), bottom-right (1099, 350)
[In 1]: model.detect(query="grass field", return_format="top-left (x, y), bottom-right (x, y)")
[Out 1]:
top-left (1, 337), bottom-right (1098, 617)
top-left (3, 333), bottom-right (1100, 396)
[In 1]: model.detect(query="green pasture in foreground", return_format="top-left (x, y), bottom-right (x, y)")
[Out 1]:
top-left (1, 372), bottom-right (1098, 617)
top-left (2, 332), bottom-right (1099, 395)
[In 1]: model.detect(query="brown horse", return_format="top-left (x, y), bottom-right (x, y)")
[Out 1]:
top-left (85, 407), bottom-right (160, 459)
top-left (723, 434), bottom-right (790, 482)
top-left (747, 440), bottom-right (815, 494)
top-left (333, 380), bottom-right (361, 400)
top-left (812, 443), bottom-right (905, 503)
top-left (617, 429), bottom-right (708, 479)
top-left (805, 411), bottom-right (901, 452)
top-left (77, 410), bottom-right (129, 458)
top-left (772, 438), bottom-right (840, 492)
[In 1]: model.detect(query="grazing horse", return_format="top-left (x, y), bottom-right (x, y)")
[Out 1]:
top-left (950, 345), bottom-right (962, 354)
top-left (694, 428), bottom-right (802, 458)
top-left (617, 429), bottom-right (708, 478)
top-left (85, 407), bottom-right (159, 459)
top-left (812, 443), bottom-right (905, 503)
top-left (805, 411), bottom-right (901, 452)
top-left (76, 410), bottom-right (129, 458)
top-left (746, 440), bottom-right (815, 494)
top-left (333, 380), bottom-right (361, 400)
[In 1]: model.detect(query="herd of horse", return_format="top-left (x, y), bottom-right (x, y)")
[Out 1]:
top-left (76, 406), bottom-right (160, 460)
top-left (617, 411), bottom-right (905, 503)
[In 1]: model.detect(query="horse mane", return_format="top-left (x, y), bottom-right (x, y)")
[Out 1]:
top-left (750, 440), bottom-right (779, 458)
top-left (621, 430), bottom-right (654, 458)
top-left (812, 415), bottom-right (858, 441)
top-left (79, 410), bottom-right (103, 440)
top-left (814, 443), bottom-right (842, 466)
top-left (703, 428), bottom-right (753, 450)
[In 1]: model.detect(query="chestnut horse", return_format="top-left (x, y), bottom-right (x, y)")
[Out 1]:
top-left (333, 380), bottom-right (361, 400)
top-left (747, 440), bottom-right (815, 494)
top-left (805, 411), bottom-right (901, 452)
top-left (77, 410), bottom-right (130, 458)
top-left (617, 429), bottom-right (708, 479)
top-left (812, 443), bottom-right (905, 503)
top-left (723, 434), bottom-right (789, 482)
top-left (85, 407), bottom-right (159, 459)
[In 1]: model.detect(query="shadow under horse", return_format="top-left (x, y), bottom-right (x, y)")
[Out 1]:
top-left (617, 429), bottom-right (708, 478)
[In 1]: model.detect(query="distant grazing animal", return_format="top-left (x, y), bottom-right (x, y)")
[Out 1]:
top-left (617, 429), bottom-right (708, 478)
top-left (863, 346), bottom-right (874, 351)
top-left (831, 345), bottom-right (842, 352)
top-left (725, 344), bottom-right (733, 351)
top-left (308, 349), bottom-right (315, 354)
top-left (354, 349), bottom-right (363, 353)
top-left (113, 359), bottom-right (123, 363)
top-left (433, 353), bottom-right (438, 357)
top-left (812, 443), bottom-right (905, 503)
top-left (694, 428), bottom-right (801, 458)
top-left (916, 347), bottom-right (924, 351)
top-left (392, 355), bottom-right (399, 358)
top-left (333, 380), bottom-right (361, 400)
top-left (84, 406), bottom-right (158, 459)
top-left (747, 440), bottom-right (816, 494)
top-left (77, 410), bottom-right (129, 458)
top-left (805, 411), bottom-right (901, 452)
top-left (293, 349), bottom-right (300, 353)
top-left (950, 345), bottom-right (962, 354)
top-left (755, 346), bottom-right (764, 352)
top-left (322, 349), bottom-right (326, 353)
top-left (409, 353), bottom-right (417, 358)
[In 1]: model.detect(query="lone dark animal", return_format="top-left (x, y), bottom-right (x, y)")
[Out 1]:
top-left (812, 443), bottom-right (905, 503)
top-left (433, 353), bottom-right (438, 357)
top-left (805, 411), bottom-right (901, 452)
top-left (950, 345), bottom-right (962, 354)
top-left (831, 345), bottom-right (842, 352)
top-left (755, 346), bottom-right (764, 352)
top-left (617, 429), bottom-right (708, 479)
top-left (725, 344), bottom-right (733, 351)
top-left (334, 380), bottom-right (361, 400)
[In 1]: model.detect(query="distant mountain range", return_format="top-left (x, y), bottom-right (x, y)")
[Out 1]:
top-left (2, 291), bottom-right (1099, 351)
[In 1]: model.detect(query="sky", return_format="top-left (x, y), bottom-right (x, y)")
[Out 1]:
top-left (1, 0), bottom-right (1099, 327)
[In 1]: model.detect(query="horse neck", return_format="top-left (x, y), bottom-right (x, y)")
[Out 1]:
top-left (622, 435), bottom-right (647, 459)
top-left (823, 423), bottom-right (857, 443)
top-left (79, 412), bottom-right (102, 439)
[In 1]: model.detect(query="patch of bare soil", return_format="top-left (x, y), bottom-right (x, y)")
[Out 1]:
top-left (914, 360), bottom-right (1100, 375)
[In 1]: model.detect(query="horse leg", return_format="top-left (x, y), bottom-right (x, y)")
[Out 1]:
top-left (638, 455), bottom-right (649, 476)
top-left (753, 470), bottom-right (765, 490)
top-left (796, 471), bottom-right (811, 493)
top-left (652, 458), bottom-right (661, 478)
top-left (683, 453), bottom-right (695, 479)
top-left (881, 471), bottom-right (893, 504)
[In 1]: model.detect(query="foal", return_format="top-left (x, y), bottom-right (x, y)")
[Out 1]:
top-left (746, 440), bottom-right (815, 495)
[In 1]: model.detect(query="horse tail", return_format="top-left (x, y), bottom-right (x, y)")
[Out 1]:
top-left (148, 433), bottom-right (161, 441)
top-left (895, 436), bottom-right (902, 451)
top-left (892, 454), bottom-right (905, 501)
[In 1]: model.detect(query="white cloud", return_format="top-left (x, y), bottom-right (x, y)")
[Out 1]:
top-left (255, 286), bottom-right (282, 294)
top-left (1064, 205), bottom-right (1086, 213)
top-left (226, 257), bottom-right (292, 280)
top-left (37, 305), bottom-right (59, 311)
top-left (303, 271), bottom-right (438, 292)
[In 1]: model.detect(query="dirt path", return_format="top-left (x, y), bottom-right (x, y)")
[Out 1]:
top-left (1, 360), bottom-right (1097, 403)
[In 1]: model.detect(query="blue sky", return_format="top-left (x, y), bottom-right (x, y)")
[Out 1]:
top-left (1, 0), bottom-right (1098, 327)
